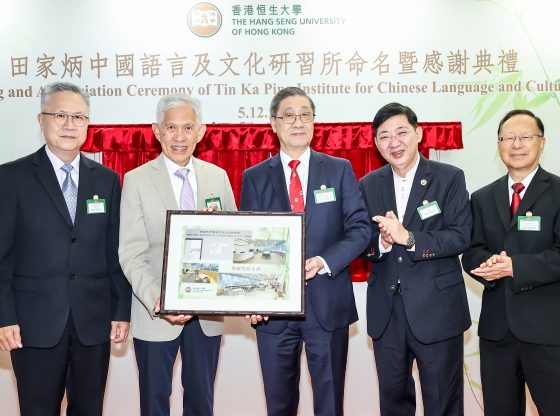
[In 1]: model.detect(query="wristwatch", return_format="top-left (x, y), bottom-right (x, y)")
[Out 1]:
top-left (405, 231), bottom-right (415, 249)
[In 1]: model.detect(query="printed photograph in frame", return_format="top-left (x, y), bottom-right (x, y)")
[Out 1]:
top-left (160, 211), bottom-right (305, 316)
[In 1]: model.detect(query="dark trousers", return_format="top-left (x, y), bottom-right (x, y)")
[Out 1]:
top-left (373, 293), bottom-right (464, 416)
top-left (480, 331), bottom-right (560, 416)
top-left (11, 313), bottom-right (110, 416)
top-left (256, 299), bottom-right (349, 416)
top-left (133, 318), bottom-right (221, 416)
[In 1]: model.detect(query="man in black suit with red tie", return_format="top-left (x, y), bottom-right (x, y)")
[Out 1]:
top-left (0, 82), bottom-right (131, 416)
top-left (462, 109), bottom-right (560, 415)
top-left (240, 87), bottom-right (371, 416)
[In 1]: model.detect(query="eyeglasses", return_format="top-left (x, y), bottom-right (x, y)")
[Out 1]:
top-left (498, 133), bottom-right (543, 144)
top-left (272, 112), bottom-right (315, 124)
top-left (41, 112), bottom-right (89, 127)
top-left (376, 130), bottom-right (412, 143)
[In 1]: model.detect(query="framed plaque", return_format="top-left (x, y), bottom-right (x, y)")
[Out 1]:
top-left (160, 211), bottom-right (305, 316)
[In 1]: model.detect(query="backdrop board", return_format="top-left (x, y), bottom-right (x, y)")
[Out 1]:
top-left (1, 0), bottom-right (555, 414)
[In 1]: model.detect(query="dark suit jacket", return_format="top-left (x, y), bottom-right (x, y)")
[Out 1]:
top-left (462, 166), bottom-right (560, 345)
top-left (359, 155), bottom-right (472, 344)
top-left (240, 150), bottom-right (371, 334)
top-left (0, 146), bottom-right (131, 348)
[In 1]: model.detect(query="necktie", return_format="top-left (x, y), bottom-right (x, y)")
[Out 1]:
top-left (61, 164), bottom-right (78, 223)
top-left (174, 168), bottom-right (196, 210)
top-left (511, 182), bottom-right (525, 217)
top-left (288, 160), bottom-right (304, 212)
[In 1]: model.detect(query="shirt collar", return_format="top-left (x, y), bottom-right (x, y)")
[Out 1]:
top-left (391, 152), bottom-right (420, 181)
top-left (163, 154), bottom-right (195, 176)
top-left (508, 165), bottom-right (539, 190)
top-left (279, 147), bottom-right (311, 169)
top-left (44, 145), bottom-right (80, 172)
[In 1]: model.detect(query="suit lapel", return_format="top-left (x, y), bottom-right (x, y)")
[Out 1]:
top-left (268, 154), bottom-right (291, 211)
top-left (74, 154), bottom-right (96, 228)
top-left (33, 147), bottom-right (74, 228)
top-left (379, 165), bottom-right (397, 215)
top-left (493, 175), bottom-right (511, 231)
top-left (151, 154), bottom-right (179, 210)
top-left (193, 157), bottom-right (207, 209)
top-left (305, 150), bottom-right (325, 227)
top-left (403, 156), bottom-right (431, 228)
top-left (510, 167), bottom-right (549, 229)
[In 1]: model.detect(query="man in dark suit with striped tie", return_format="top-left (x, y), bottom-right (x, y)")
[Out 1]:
top-left (0, 81), bottom-right (131, 416)
top-left (462, 109), bottom-right (560, 415)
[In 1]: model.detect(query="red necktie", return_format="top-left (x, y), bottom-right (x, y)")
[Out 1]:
top-left (511, 182), bottom-right (525, 217)
top-left (288, 160), bottom-right (304, 212)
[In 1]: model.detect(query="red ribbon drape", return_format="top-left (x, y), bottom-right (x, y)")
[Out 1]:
top-left (82, 121), bottom-right (462, 282)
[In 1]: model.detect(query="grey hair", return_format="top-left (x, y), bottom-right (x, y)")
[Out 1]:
top-left (156, 94), bottom-right (203, 125)
top-left (40, 82), bottom-right (90, 112)
top-left (269, 86), bottom-right (315, 117)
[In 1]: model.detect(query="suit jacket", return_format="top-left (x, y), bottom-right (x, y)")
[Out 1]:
top-left (239, 150), bottom-right (371, 334)
top-left (461, 166), bottom-right (560, 345)
top-left (0, 146), bottom-right (131, 348)
top-left (359, 155), bottom-right (472, 344)
top-left (119, 154), bottom-right (237, 340)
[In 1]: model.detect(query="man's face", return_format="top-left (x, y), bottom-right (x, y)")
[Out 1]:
top-left (271, 95), bottom-right (314, 158)
top-left (38, 91), bottom-right (89, 163)
top-left (375, 114), bottom-right (422, 176)
top-left (153, 105), bottom-right (206, 167)
top-left (498, 114), bottom-right (544, 174)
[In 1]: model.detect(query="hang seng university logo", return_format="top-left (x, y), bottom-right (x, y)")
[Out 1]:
top-left (188, 3), bottom-right (222, 37)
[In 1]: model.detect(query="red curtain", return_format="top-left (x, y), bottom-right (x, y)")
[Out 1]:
top-left (82, 121), bottom-right (462, 282)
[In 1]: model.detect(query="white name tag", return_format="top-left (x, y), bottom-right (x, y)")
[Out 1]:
top-left (417, 201), bottom-right (441, 220)
top-left (314, 187), bottom-right (336, 204)
top-left (518, 216), bottom-right (541, 231)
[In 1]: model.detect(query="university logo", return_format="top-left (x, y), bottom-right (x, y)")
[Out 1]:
top-left (187, 2), bottom-right (222, 37)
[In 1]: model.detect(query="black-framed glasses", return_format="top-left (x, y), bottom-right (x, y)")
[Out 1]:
top-left (41, 112), bottom-right (89, 127)
top-left (272, 112), bottom-right (315, 124)
top-left (498, 133), bottom-right (542, 144)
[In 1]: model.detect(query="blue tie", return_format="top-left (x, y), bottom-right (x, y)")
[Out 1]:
top-left (61, 164), bottom-right (78, 223)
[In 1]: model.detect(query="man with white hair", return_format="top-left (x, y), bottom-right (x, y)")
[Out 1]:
top-left (119, 94), bottom-right (236, 415)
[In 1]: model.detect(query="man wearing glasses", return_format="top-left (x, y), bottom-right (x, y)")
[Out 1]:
top-left (0, 81), bottom-right (131, 415)
top-left (359, 102), bottom-right (472, 415)
top-left (240, 87), bottom-right (370, 416)
top-left (462, 109), bottom-right (560, 415)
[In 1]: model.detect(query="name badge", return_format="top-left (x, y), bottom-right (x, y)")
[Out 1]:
top-left (518, 216), bottom-right (541, 231)
top-left (314, 187), bottom-right (336, 204)
top-left (417, 201), bottom-right (441, 220)
top-left (205, 196), bottom-right (222, 210)
top-left (86, 198), bottom-right (106, 214)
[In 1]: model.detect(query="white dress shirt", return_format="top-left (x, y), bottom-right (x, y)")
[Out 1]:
top-left (45, 145), bottom-right (80, 189)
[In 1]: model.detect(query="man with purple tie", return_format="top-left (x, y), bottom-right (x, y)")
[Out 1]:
top-left (119, 93), bottom-right (236, 415)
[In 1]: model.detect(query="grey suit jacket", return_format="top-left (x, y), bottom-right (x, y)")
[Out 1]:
top-left (119, 154), bottom-right (237, 340)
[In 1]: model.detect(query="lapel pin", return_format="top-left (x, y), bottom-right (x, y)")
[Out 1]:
top-left (422, 200), bottom-right (429, 205)
top-left (320, 185), bottom-right (326, 190)
top-left (420, 179), bottom-right (427, 186)
top-left (93, 194), bottom-right (99, 200)
top-left (526, 211), bottom-right (532, 217)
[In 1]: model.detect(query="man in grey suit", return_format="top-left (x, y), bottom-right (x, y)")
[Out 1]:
top-left (119, 94), bottom-right (237, 416)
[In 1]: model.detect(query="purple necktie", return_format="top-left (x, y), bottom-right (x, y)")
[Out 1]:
top-left (174, 168), bottom-right (196, 210)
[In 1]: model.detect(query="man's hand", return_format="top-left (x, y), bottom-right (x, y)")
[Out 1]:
top-left (305, 257), bottom-right (324, 280)
top-left (0, 325), bottom-right (23, 351)
top-left (203, 203), bottom-right (220, 213)
top-left (244, 314), bottom-right (269, 325)
top-left (470, 251), bottom-right (513, 281)
top-left (154, 297), bottom-right (193, 324)
top-left (373, 211), bottom-right (409, 246)
top-left (110, 321), bottom-right (131, 343)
